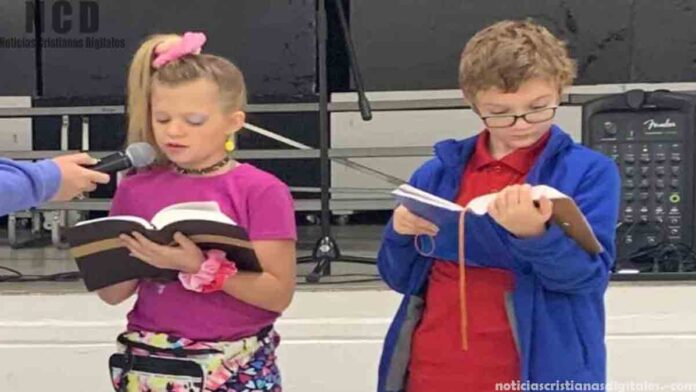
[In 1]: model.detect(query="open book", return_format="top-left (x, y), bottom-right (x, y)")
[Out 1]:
top-left (65, 201), bottom-right (260, 291)
top-left (392, 184), bottom-right (602, 254)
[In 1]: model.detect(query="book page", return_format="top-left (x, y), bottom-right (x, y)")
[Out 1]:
top-left (156, 201), bottom-right (223, 214)
top-left (74, 215), bottom-right (153, 229)
top-left (394, 184), bottom-right (464, 212)
top-left (465, 185), bottom-right (570, 215)
top-left (152, 203), bottom-right (237, 229)
top-left (530, 185), bottom-right (568, 200)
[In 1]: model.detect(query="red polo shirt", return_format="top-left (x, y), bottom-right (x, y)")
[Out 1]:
top-left (408, 130), bottom-right (551, 392)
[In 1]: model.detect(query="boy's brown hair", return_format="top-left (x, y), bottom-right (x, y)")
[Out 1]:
top-left (458, 19), bottom-right (577, 102)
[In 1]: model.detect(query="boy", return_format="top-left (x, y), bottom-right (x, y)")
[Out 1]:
top-left (377, 19), bottom-right (620, 392)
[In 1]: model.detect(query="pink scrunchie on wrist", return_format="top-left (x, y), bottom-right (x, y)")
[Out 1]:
top-left (152, 32), bottom-right (207, 68)
top-left (179, 249), bottom-right (237, 293)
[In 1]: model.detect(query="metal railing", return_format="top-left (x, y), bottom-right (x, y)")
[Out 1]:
top-left (5, 84), bottom-right (696, 249)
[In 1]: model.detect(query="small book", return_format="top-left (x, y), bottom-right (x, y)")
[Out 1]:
top-left (392, 184), bottom-right (602, 254)
top-left (65, 201), bottom-right (260, 291)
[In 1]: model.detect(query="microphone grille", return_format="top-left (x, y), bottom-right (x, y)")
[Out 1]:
top-left (125, 142), bottom-right (156, 168)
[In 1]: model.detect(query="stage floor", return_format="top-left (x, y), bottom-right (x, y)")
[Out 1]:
top-left (3, 225), bottom-right (696, 391)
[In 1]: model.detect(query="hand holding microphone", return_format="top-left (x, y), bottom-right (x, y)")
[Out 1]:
top-left (50, 143), bottom-right (156, 202)
top-left (87, 142), bottom-right (156, 173)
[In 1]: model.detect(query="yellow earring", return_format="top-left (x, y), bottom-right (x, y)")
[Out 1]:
top-left (225, 136), bottom-right (235, 152)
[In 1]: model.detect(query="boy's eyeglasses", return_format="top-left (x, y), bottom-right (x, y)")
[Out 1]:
top-left (479, 106), bottom-right (558, 128)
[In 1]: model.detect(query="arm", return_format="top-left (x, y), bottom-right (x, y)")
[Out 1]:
top-left (0, 154), bottom-right (109, 217)
top-left (121, 233), bottom-right (297, 312)
top-left (421, 213), bottom-right (516, 270)
top-left (506, 159), bottom-right (620, 293)
top-left (376, 160), bottom-right (515, 293)
top-left (221, 240), bottom-right (296, 312)
top-left (96, 280), bottom-right (139, 305)
top-left (121, 180), bottom-right (298, 311)
top-left (378, 221), bottom-right (423, 294)
top-left (0, 159), bottom-right (60, 216)
top-left (223, 180), bottom-right (298, 312)
top-left (377, 161), bottom-right (439, 293)
top-left (95, 178), bottom-right (140, 305)
top-left (382, 158), bottom-right (516, 274)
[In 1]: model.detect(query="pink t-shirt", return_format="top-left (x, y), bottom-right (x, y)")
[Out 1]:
top-left (109, 163), bottom-right (297, 341)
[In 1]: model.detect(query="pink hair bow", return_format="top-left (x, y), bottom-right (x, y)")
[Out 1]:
top-left (152, 32), bottom-right (207, 68)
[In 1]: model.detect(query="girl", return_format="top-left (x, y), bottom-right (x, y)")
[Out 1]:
top-left (97, 32), bottom-right (296, 392)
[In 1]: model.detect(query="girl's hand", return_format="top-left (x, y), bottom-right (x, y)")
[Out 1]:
top-left (120, 231), bottom-right (204, 273)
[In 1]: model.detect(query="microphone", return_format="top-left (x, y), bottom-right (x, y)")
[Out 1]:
top-left (89, 142), bottom-right (156, 173)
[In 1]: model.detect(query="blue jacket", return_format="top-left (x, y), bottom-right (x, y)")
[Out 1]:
top-left (377, 126), bottom-right (620, 392)
top-left (0, 158), bottom-right (61, 217)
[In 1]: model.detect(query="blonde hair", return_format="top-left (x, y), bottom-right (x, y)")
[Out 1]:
top-left (125, 34), bottom-right (247, 162)
top-left (458, 19), bottom-right (577, 102)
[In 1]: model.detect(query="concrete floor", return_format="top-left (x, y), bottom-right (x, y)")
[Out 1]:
top-left (0, 224), bottom-right (392, 391)
top-left (4, 225), bottom-right (696, 391)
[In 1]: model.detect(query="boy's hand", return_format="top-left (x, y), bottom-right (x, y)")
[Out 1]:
top-left (392, 205), bottom-right (439, 237)
top-left (120, 231), bottom-right (204, 273)
top-left (487, 184), bottom-right (553, 238)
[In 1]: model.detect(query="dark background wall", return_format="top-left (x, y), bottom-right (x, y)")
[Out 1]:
top-left (631, 1), bottom-right (696, 85)
top-left (0, 0), bottom-right (319, 193)
top-left (36, 0), bottom-right (317, 100)
top-left (2, 0), bottom-right (696, 195)
top-left (348, 0), bottom-right (696, 91)
top-left (4, 1), bottom-right (696, 102)
top-left (0, 1), bottom-right (37, 95)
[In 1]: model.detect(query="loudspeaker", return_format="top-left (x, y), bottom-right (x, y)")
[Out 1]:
top-left (582, 90), bottom-right (696, 273)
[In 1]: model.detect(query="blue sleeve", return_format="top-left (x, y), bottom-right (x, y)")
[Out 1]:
top-left (378, 220), bottom-right (419, 294)
top-left (506, 159), bottom-right (621, 293)
top-left (378, 160), bottom-right (520, 291)
top-left (0, 158), bottom-right (61, 217)
top-left (377, 162), bottom-right (435, 294)
top-left (419, 213), bottom-right (516, 270)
